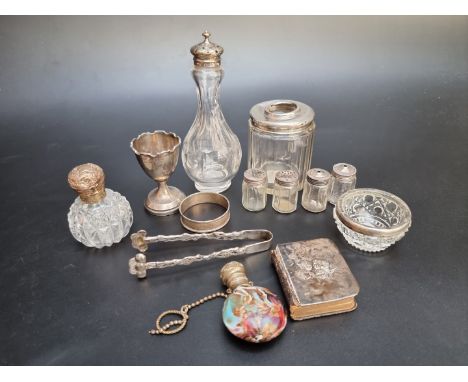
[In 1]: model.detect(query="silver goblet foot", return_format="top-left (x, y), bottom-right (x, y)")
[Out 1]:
top-left (145, 185), bottom-right (186, 216)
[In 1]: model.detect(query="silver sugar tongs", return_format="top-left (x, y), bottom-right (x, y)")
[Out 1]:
top-left (128, 229), bottom-right (273, 279)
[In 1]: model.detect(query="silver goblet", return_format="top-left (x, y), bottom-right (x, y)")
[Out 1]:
top-left (131, 130), bottom-right (186, 216)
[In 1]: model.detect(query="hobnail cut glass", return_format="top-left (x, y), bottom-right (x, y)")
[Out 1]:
top-left (68, 188), bottom-right (133, 248)
top-left (333, 188), bottom-right (411, 253)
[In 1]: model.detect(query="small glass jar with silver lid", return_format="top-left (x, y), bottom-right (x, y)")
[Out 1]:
top-left (272, 170), bottom-right (299, 214)
top-left (301, 168), bottom-right (331, 213)
top-left (328, 163), bottom-right (357, 205)
top-left (242, 168), bottom-right (267, 212)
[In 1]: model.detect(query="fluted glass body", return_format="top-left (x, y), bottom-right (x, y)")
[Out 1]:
top-left (302, 181), bottom-right (330, 212)
top-left (248, 100), bottom-right (315, 194)
top-left (329, 176), bottom-right (356, 205)
top-left (67, 189), bottom-right (133, 248)
top-left (272, 182), bottom-right (298, 214)
top-left (182, 67), bottom-right (242, 193)
top-left (249, 127), bottom-right (313, 194)
top-left (242, 180), bottom-right (267, 211)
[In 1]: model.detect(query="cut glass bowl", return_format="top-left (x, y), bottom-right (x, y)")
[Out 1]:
top-left (333, 188), bottom-right (412, 253)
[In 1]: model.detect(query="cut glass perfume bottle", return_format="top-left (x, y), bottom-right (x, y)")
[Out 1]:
top-left (272, 170), bottom-right (299, 214)
top-left (328, 163), bottom-right (357, 205)
top-left (242, 168), bottom-right (267, 211)
top-left (67, 163), bottom-right (133, 248)
top-left (182, 31), bottom-right (242, 193)
top-left (301, 168), bottom-right (331, 213)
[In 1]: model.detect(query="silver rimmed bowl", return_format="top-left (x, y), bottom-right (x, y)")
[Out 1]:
top-left (333, 188), bottom-right (412, 253)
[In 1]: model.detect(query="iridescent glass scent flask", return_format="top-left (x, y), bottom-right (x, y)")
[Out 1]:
top-left (242, 169), bottom-right (267, 212)
top-left (220, 261), bottom-right (287, 343)
top-left (301, 168), bottom-right (331, 213)
top-left (328, 163), bottom-right (357, 205)
top-left (248, 100), bottom-right (315, 194)
top-left (67, 163), bottom-right (133, 248)
top-left (272, 170), bottom-right (299, 214)
top-left (182, 31), bottom-right (242, 193)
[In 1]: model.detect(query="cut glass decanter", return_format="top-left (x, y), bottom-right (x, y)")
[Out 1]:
top-left (182, 31), bottom-right (241, 193)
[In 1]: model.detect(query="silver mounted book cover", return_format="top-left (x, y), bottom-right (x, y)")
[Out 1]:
top-left (271, 238), bottom-right (359, 320)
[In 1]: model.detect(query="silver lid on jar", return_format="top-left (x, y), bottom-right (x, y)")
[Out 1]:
top-left (249, 100), bottom-right (315, 134)
top-left (306, 168), bottom-right (331, 185)
top-left (243, 168), bottom-right (267, 185)
top-left (274, 170), bottom-right (299, 186)
top-left (332, 163), bottom-right (357, 179)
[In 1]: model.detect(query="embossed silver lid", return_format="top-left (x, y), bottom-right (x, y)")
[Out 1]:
top-left (190, 31), bottom-right (224, 67)
top-left (332, 163), bottom-right (357, 179)
top-left (68, 163), bottom-right (106, 204)
top-left (306, 168), bottom-right (331, 185)
top-left (274, 170), bottom-right (299, 187)
top-left (243, 168), bottom-right (267, 185)
top-left (249, 100), bottom-right (315, 134)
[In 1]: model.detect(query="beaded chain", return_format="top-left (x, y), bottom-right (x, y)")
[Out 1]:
top-left (149, 291), bottom-right (228, 335)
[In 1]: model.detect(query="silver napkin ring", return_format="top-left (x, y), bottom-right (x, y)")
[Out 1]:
top-left (128, 229), bottom-right (273, 279)
top-left (179, 192), bottom-right (230, 233)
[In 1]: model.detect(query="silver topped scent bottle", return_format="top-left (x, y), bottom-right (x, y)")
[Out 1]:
top-left (67, 163), bottom-right (133, 248)
top-left (328, 163), bottom-right (357, 205)
top-left (272, 170), bottom-right (299, 214)
top-left (182, 31), bottom-right (242, 193)
top-left (301, 168), bottom-right (331, 213)
top-left (242, 168), bottom-right (268, 212)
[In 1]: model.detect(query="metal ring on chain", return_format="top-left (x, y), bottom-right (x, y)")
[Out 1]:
top-left (152, 309), bottom-right (189, 335)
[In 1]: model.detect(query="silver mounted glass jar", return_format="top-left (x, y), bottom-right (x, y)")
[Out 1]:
top-left (182, 31), bottom-right (242, 193)
top-left (328, 163), bottom-right (357, 205)
top-left (67, 163), bottom-right (133, 248)
top-left (301, 168), bottom-right (331, 213)
top-left (248, 100), bottom-right (315, 194)
top-left (272, 170), bottom-right (299, 214)
top-left (242, 169), bottom-right (268, 212)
